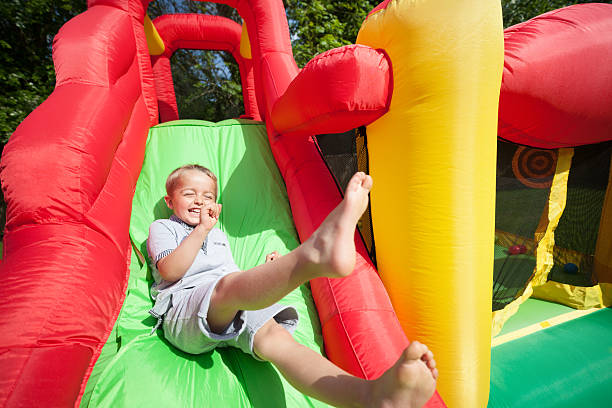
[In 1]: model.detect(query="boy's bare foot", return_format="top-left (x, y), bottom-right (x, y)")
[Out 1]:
top-left (303, 172), bottom-right (373, 278)
top-left (368, 341), bottom-right (438, 408)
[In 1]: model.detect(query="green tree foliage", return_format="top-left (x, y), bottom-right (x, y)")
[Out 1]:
top-left (284, 0), bottom-right (378, 67)
top-left (0, 0), bottom-right (85, 236)
top-left (0, 0), bottom-right (85, 146)
top-left (501, 0), bottom-right (609, 28)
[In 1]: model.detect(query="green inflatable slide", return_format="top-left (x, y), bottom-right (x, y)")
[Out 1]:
top-left (82, 120), bottom-right (332, 407)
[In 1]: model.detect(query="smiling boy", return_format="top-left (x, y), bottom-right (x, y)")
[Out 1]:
top-left (147, 164), bottom-right (438, 408)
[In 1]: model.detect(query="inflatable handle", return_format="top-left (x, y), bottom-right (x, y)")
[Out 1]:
top-left (271, 44), bottom-right (391, 137)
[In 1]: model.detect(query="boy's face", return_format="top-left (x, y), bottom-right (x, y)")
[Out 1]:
top-left (165, 169), bottom-right (217, 226)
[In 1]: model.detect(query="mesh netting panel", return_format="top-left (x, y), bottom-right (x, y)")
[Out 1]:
top-left (548, 142), bottom-right (611, 287)
top-left (315, 127), bottom-right (376, 264)
top-left (493, 141), bottom-right (554, 311)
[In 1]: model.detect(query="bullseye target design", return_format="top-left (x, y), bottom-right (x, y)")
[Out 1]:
top-left (512, 146), bottom-right (558, 189)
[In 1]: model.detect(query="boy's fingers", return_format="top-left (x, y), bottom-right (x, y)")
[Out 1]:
top-left (198, 204), bottom-right (219, 225)
top-left (266, 251), bottom-right (279, 262)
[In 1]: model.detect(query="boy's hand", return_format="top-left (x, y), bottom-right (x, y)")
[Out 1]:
top-left (265, 251), bottom-right (279, 263)
top-left (199, 203), bottom-right (222, 230)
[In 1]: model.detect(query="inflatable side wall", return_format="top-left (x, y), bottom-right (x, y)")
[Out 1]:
top-left (0, 0), bottom-right (157, 405)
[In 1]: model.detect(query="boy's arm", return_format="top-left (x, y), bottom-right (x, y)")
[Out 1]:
top-left (156, 224), bottom-right (209, 283)
top-left (155, 203), bottom-right (221, 283)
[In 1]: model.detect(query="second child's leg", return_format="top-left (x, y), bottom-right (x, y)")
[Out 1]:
top-left (208, 172), bottom-right (372, 333)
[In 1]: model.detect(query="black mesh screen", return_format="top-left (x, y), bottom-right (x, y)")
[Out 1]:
top-left (493, 140), bottom-right (611, 311)
top-left (493, 141), bottom-right (555, 311)
top-left (548, 142), bottom-right (611, 287)
top-left (315, 127), bottom-right (376, 265)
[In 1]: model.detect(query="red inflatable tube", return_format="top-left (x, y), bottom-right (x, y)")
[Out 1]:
top-left (151, 13), bottom-right (259, 122)
top-left (212, 0), bottom-right (299, 118)
top-left (270, 44), bottom-right (392, 137)
top-left (0, 1), bottom-right (155, 405)
top-left (498, 4), bottom-right (612, 148)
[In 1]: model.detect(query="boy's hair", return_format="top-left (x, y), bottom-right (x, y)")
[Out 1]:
top-left (165, 164), bottom-right (218, 197)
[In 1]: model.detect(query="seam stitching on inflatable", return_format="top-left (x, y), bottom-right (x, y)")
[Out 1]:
top-left (3, 346), bottom-right (32, 405)
top-left (325, 277), bottom-right (369, 379)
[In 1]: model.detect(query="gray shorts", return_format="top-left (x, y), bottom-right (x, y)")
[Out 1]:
top-left (161, 271), bottom-right (299, 360)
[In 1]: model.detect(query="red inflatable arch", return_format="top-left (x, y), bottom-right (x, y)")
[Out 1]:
top-left (151, 13), bottom-right (259, 122)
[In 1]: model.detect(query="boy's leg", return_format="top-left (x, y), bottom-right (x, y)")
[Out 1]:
top-left (253, 320), bottom-right (438, 408)
top-left (208, 172), bottom-right (372, 333)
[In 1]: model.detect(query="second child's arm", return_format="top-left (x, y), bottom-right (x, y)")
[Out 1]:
top-left (157, 203), bottom-right (221, 283)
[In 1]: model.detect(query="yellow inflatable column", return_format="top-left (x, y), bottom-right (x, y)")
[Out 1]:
top-left (357, 1), bottom-right (503, 406)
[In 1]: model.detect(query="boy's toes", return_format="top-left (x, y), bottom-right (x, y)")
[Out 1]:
top-left (370, 343), bottom-right (437, 408)
top-left (358, 172), bottom-right (372, 190)
top-left (404, 341), bottom-right (428, 361)
top-left (421, 350), bottom-right (435, 366)
top-left (418, 347), bottom-right (438, 379)
top-left (426, 358), bottom-right (436, 370)
top-left (347, 172), bottom-right (372, 192)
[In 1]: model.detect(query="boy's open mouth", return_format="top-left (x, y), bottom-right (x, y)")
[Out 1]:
top-left (188, 208), bottom-right (201, 214)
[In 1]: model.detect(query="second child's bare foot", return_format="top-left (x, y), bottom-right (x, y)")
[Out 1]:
top-left (367, 341), bottom-right (438, 408)
top-left (303, 172), bottom-right (373, 278)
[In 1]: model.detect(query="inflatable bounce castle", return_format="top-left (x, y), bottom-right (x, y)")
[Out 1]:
top-left (0, 0), bottom-right (611, 407)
